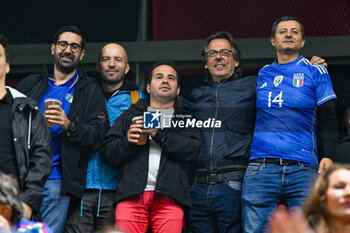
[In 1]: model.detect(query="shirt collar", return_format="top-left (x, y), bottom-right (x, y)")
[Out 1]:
top-left (49, 70), bottom-right (79, 89)
top-left (273, 55), bottom-right (304, 68)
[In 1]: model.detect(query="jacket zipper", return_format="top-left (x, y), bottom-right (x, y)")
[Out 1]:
top-left (27, 109), bottom-right (32, 150)
top-left (209, 85), bottom-right (220, 174)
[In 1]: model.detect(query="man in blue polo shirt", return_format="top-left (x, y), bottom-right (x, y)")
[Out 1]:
top-left (242, 16), bottom-right (337, 233)
top-left (17, 25), bottom-right (108, 233)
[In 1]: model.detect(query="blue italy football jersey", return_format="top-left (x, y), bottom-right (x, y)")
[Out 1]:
top-left (250, 55), bottom-right (336, 164)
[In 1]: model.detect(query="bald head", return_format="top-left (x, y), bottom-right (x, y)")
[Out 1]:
top-left (97, 43), bottom-right (130, 92)
top-left (98, 43), bottom-right (128, 63)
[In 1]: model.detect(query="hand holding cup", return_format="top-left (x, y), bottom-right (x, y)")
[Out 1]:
top-left (44, 98), bottom-right (70, 130)
top-left (44, 99), bottom-right (62, 127)
top-left (128, 116), bottom-right (148, 145)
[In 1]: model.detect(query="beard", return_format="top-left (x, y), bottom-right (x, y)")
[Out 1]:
top-left (100, 67), bottom-right (126, 86)
top-left (101, 74), bottom-right (124, 85)
top-left (54, 51), bottom-right (80, 74)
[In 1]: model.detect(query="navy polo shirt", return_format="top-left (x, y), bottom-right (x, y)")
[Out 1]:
top-left (39, 71), bottom-right (79, 179)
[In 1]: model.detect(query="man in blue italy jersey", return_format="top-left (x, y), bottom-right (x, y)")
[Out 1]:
top-left (242, 16), bottom-right (337, 233)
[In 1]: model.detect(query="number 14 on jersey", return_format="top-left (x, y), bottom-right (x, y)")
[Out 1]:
top-left (268, 91), bottom-right (284, 107)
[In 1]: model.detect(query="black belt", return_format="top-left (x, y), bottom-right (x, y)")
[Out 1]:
top-left (250, 158), bottom-right (300, 166)
top-left (192, 171), bottom-right (245, 185)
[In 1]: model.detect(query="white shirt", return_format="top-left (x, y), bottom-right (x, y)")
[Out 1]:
top-left (144, 107), bottom-right (174, 191)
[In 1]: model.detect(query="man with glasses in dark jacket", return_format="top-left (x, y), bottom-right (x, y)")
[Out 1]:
top-left (16, 26), bottom-right (109, 233)
top-left (185, 31), bottom-right (256, 233)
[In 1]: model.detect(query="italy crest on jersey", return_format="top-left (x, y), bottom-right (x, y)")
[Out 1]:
top-left (273, 75), bottom-right (283, 87)
top-left (293, 73), bottom-right (304, 87)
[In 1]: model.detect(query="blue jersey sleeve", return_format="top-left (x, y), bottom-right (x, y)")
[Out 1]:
top-left (311, 65), bottom-right (336, 106)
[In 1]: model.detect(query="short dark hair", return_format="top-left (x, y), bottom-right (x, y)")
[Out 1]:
top-left (0, 172), bottom-right (23, 224)
top-left (271, 16), bottom-right (305, 39)
top-left (0, 34), bottom-right (9, 62)
top-left (147, 60), bottom-right (181, 86)
top-left (201, 31), bottom-right (242, 78)
top-left (53, 25), bottom-right (86, 49)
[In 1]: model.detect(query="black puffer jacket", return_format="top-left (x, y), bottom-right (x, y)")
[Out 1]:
top-left (16, 68), bottom-right (109, 198)
top-left (7, 87), bottom-right (52, 213)
top-left (102, 98), bottom-right (201, 208)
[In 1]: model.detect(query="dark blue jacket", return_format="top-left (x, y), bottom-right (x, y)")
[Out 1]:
top-left (185, 75), bottom-right (257, 174)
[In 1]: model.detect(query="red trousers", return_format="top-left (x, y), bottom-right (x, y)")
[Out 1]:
top-left (115, 191), bottom-right (184, 233)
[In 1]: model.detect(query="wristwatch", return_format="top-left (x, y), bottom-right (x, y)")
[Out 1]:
top-left (66, 120), bottom-right (77, 136)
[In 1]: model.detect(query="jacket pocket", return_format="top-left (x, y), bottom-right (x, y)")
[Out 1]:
top-left (224, 120), bottom-right (252, 158)
top-left (244, 163), bottom-right (264, 177)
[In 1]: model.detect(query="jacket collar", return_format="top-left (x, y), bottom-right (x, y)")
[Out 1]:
top-left (118, 78), bottom-right (139, 92)
top-left (42, 66), bottom-right (94, 90)
top-left (6, 86), bottom-right (26, 99)
top-left (128, 96), bottom-right (185, 115)
top-left (204, 72), bottom-right (240, 86)
top-left (6, 86), bottom-right (38, 110)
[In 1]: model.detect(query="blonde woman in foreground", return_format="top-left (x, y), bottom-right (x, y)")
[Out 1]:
top-left (269, 164), bottom-right (350, 233)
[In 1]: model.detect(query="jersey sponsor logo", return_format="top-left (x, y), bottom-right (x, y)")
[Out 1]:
top-left (293, 73), bottom-right (304, 87)
top-left (273, 75), bottom-right (283, 87)
top-left (65, 93), bottom-right (73, 103)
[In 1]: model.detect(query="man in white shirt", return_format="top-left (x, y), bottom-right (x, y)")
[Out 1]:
top-left (102, 61), bottom-right (201, 233)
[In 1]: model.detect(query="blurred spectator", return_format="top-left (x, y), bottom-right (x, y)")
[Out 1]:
top-left (268, 164), bottom-right (350, 233)
top-left (0, 172), bottom-right (53, 233)
top-left (0, 34), bottom-right (51, 221)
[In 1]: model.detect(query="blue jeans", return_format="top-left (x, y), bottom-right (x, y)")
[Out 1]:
top-left (40, 180), bottom-right (70, 233)
top-left (188, 181), bottom-right (242, 233)
top-left (241, 162), bottom-right (317, 233)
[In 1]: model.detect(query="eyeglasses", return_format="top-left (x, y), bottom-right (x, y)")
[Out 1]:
top-left (206, 49), bottom-right (233, 59)
top-left (56, 41), bottom-right (82, 53)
